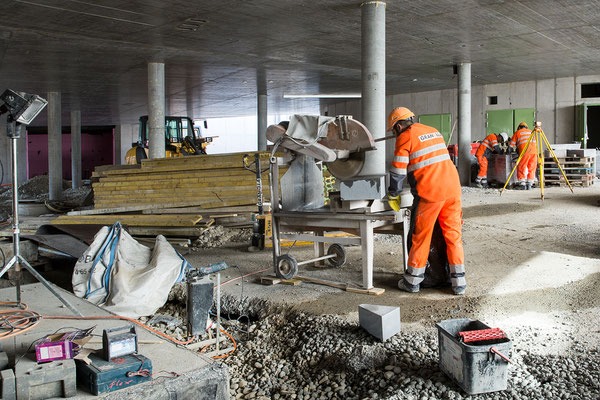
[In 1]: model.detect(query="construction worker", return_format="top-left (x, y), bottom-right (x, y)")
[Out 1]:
top-left (508, 122), bottom-right (537, 190)
top-left (475, 132), bottom-right (508, 188)
top-left (387, 107), bottom-right (466, 295)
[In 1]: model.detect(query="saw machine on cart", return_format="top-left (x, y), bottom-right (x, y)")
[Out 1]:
top-left (266, 115), bottom-right (413, 294)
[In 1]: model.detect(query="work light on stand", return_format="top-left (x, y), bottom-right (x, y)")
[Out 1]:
top-left (0, 89), bottom-right (82, 316)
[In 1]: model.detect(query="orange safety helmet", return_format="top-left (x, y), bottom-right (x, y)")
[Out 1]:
top-left (387, 107), bottom-right (415, 132)
top-left (518, 122), bottom-right (528, 129)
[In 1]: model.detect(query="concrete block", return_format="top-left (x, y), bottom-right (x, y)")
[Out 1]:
top-left (0, 353), bottom-right (8, 371)
top-left (341, 176), bottom-right (386, 201)
top-left (567, 149), bottom-right (596, 158)
top-left (1, 369), bottom-right (16, 400)
top-left (359, 304), bottom-right (401, 341)
top-left (544, 149), bottom-right (567, 158)
top-left (15, 357), bottom-right (76, 400)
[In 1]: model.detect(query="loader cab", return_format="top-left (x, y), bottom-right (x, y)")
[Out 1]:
top-left (138, 115), bottom-right (198, 146)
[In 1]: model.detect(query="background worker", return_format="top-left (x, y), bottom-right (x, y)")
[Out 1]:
top-left (387, 107), bottom-right (466, 295)
top-left (475, 132), bottom-right (508, 188)
top-left (509, 122), bottom-right (537, 190)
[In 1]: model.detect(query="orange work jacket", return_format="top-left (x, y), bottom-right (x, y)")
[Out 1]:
top-left (390, 123), bottom-right (461, 202)
top-left (475, 134), bottom-right (499, 158)
top-left (509, 128), bottom-right (536, 155)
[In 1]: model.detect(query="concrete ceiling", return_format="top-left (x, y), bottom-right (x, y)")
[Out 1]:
top-left (1, 0), bottom-right (600, 126)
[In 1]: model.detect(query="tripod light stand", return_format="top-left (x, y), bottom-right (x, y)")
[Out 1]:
top-left (0, 89), bottom-right (82, 316)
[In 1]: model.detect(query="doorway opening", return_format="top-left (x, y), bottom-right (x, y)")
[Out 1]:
top-left (586, 105), bottom-right (600, 148)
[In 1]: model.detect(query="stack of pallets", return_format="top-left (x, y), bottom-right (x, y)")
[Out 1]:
top-left (52, 152), bottom-right (279, 237)
top-left (544, 150), bottom-right (596, 187)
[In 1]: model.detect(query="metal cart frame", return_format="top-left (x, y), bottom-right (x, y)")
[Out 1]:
top-left (269, 156), bottom-right (410, 290)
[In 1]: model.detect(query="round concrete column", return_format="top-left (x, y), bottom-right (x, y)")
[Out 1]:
top-left (71, 110), bottom-right (81, 189)
top-left (148, 62), bottom-right (166, 159)
top-left (257, 94), bottom-right (267, 151)
top-left (48, 92), bottom-right (63, 200)
top-left (457, 62), bottom-right (472, 186)
top-left (360, 1), bottom-right (386, 177)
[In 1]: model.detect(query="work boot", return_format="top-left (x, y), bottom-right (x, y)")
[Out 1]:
top-left (452, 286), bottom-right (466, 295)
top-left (398, 279), bottom-right (420, 293)
top-left (514, 183), bottom-right (526, 190)
top-left (526, 183), bottom-right (532, 190)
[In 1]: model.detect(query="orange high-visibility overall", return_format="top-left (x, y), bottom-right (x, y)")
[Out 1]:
top-left (390, 123), bottom-right (466, 291)
top-left (475, 134), bottom-right (499, 182)
top-left (509, 128), bottom-right (537, 184)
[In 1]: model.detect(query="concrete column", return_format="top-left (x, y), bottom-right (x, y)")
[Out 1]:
top-left (257, 94), bottom-right (267, 151)
top-left (114, 125), bottom-right (122, 166)
top-left (71, 110), bottom-right (81, 188)
top-left (48, 92), bottom-right (62, 200)
top-left (148, 62), bottom-right (165, 159)
top-left (360, 1), bottom-right (386, 177)
top-left (457, 63), bottom-right (472, 186)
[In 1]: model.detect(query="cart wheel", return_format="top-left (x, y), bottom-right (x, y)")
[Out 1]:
top-left (327, 244), bottom-right (346, 267)
top-left (275, 255), bottom-right (298, 280)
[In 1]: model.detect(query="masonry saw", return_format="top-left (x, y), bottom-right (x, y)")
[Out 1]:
top-left (266, 115), bottom-right (379, 182)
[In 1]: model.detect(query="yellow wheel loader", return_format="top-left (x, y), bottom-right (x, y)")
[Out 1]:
top-left (125, 116), bottom-right (216, 165)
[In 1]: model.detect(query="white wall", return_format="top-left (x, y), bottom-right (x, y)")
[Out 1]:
top-left (200, 113), bottom-right (308, 154)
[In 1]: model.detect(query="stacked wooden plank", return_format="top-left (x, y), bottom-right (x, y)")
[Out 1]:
top-left (54, 152), bottom-right (278, 237)
top-left (91, 152), bottom-right (274, 209)
top-left (544, 152), bottom-right (596, 187)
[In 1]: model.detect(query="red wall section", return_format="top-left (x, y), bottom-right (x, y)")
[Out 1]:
top-left (27, 129), bottom-right (114, 181)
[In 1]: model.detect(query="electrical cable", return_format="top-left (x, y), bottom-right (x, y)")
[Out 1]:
top-left (0, 302), bottom-right (42, 339)
top-left (198, 328), bottom-right (237, 359)
top-left (42, 315), bottom-right (195, 346)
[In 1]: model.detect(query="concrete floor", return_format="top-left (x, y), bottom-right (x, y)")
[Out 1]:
top-left (1, 283), bottom-right (228, 399)
top-left (188, 184), bottom-right (600, 356)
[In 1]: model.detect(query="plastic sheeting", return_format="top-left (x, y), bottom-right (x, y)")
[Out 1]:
top-left (72, 223), bottom-right (189, 318)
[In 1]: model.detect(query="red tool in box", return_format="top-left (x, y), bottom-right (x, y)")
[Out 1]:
top-left (458, 327), bottom-right (512, 363)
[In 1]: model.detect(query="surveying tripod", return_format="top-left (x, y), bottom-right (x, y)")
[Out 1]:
top-left (500, 121), bottom-right (574, 200)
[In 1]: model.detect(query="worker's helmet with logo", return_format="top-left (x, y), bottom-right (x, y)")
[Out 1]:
top-left (498, 132), bottom-right (508, 143)
top-left (518, 122), bottom-right (528, 129)
top-left (387, 107), bottom-right (415, 132)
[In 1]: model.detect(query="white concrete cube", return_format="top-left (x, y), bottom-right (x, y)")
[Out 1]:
top-left (359, 304), bottom-right (401, 341)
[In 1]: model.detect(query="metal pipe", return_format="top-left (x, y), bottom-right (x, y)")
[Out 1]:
top-left (148, 62), bottom-right (166, 159)
top-left (457, 63), bottom-right (472, 186)
top-left (216, 272), bottom-right (221, 352)
top-left (48, 92), bottom-right (62, 200)
top-left (360, 1), bottom-right (386, 178)
top-left (10, 127), bottom-right (21, 302)
top-left (257, 94), bottom-right (267, 151)
top-left (297, 253), bottom-right (336, 266)
top-left (71, 110), bottom-right (82, 189)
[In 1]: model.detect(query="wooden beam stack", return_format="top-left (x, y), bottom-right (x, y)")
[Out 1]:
top-left (54, 152), bottom-right (280, 237)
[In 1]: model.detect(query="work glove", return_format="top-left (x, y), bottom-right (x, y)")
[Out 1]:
top-left (387, 194), bottom-right (401, 212)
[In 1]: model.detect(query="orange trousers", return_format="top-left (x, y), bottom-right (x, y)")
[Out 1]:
top-left (476, 155), bottom-right (488, 179)
top-left (517, 152), bottom-right (537, 183)
top-left (404, 197), bottom-right (465, 287)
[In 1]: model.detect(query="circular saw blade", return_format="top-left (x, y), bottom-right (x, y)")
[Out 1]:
top-left (325, 152), bottom-right (365, 180)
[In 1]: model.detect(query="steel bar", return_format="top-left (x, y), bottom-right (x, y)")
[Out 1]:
top-left (297, 254), bottom-right (336, 266)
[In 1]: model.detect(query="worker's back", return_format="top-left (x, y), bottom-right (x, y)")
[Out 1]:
top-left (476, 134), bottom-right (498, 158)
top-left (394, 123), bottom-right (461, 202)
top-left (510, 128), bottom-right (536, 155)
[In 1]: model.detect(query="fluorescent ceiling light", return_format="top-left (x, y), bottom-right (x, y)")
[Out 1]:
top-left (283, 93), bottom-right (362, 99)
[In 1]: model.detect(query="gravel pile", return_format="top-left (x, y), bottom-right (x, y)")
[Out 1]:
top-left (222, 311), bottom-right (599, 400)
top-left (192, 226), bottom-right (253, 249)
